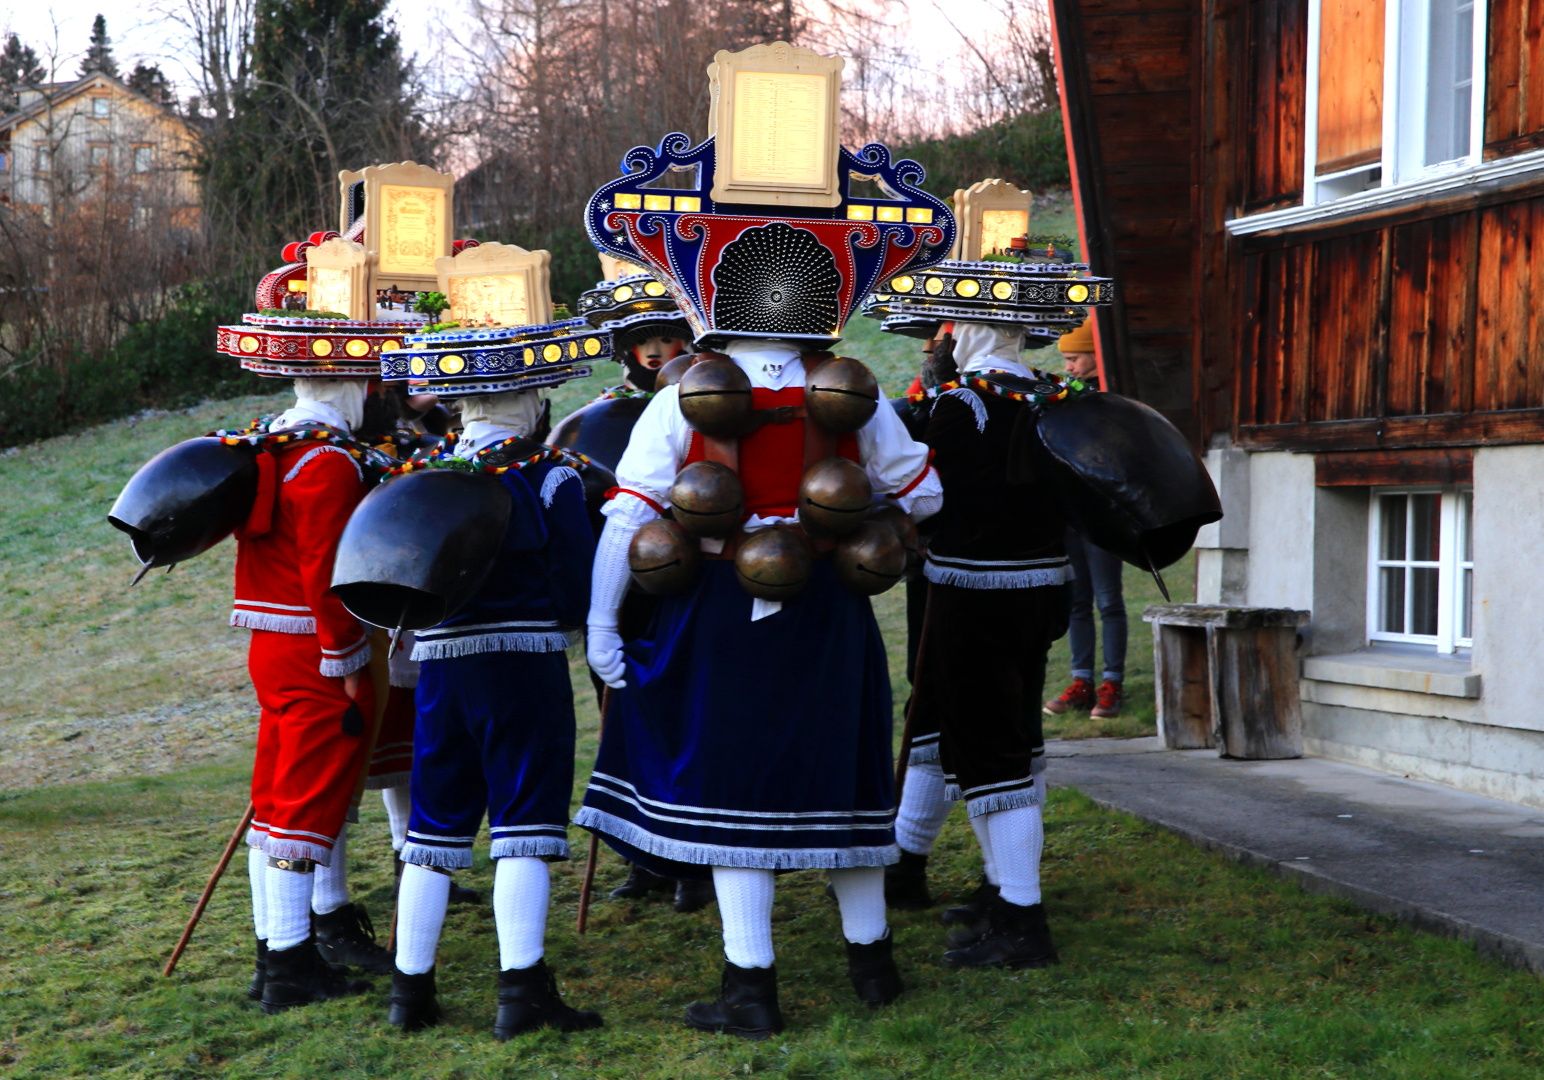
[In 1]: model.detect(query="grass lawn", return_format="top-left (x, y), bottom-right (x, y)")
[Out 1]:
top-left (3, 758), bottom-right (1543, 1079)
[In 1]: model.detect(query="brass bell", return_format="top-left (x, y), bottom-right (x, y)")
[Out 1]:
top-left (656, 354), bottom-right (692, 389)
top-left (833, 519), bottom-right (907, 596)
top-left (669, 460), bottom-right (745, 538)
top-left (628, 519), bottom-right (701, 596)
top-left (804, 356), bottom-right (879, 434)
top-left (867, 504), bottom-right (920, 572)
top-left (734, 527), bottom-right (812, 601)
top-left (798, 457), bottom-right (872, 538)
top-left (677, 356), bottom-right (753, 437)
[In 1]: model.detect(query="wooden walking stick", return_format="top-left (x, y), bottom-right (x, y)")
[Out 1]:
top-left (164, 801), bottom-right (256, 977)
top-left (893, 583), bottom-right (935, 801)
top-left (575, 687), bottom-right (612, 934)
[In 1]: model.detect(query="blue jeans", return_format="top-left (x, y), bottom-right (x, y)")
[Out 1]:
top-left (1066, 528), bottom-right (1127, 682)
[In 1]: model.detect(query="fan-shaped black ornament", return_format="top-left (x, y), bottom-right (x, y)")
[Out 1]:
top-left (711, 223), bottom-right (842, 338)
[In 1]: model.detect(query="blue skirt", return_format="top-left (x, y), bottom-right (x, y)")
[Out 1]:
top-left (575, 560), bottom-right (897, 879)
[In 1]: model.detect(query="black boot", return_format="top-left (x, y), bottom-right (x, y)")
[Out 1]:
top-left (314, 903), bottom-right (395, 975)
top-left (846, 932), bottom-right (904, 1008)
top-left (493, 959), bottom-right (603, 1040)
top-left (673, 877), bottom-right (715, 913)
top-left (940, 877), bottom-right (999, 946)
top-left (260, 938), bottom-right (372, 1013)
top-left (387, 966), bottom-right (441, 1032)
top-left (248, 939), bottom-right (268, 1001)
top-left (610, 862), bottom-right (672, 900)
top-left (885, 851), bottom-right (933, 911)
top-left (449, 881), bottom-right (482, 905)
top-left (685, 962), bottom-right (784, 1040)
top-left (942, 896), bottom-right (1058, 970)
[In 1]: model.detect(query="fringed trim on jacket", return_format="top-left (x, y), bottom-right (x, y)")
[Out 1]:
top-left (231, 609), bottom-right (316, 634)
top-left (411, 621), bottom-right (574, 660)
top-left (923, 555), bottom-right (1072, 590)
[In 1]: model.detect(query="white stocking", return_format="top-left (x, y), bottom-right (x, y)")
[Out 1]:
top-left (395, 864), bottom-right (451, 975)
top-left (894, 760), bottom-right (951, 855)
top-left (382, 784), bottom-right (411, 852)
top-left (970, 812), bottom-right (998, 885)
top-left (712, 866), bottom-right (775, 968)
top-left (827, 866), bottom-right (887, 944)
top-left (248, 846), bottom-right (269, 941)
top-left (264, 863), bottom-right (314, 951)
top-left (494, 856), bottom-right (550, 971)
top-left (984, 803), bottom-right (1044, 907)
top-left (311, 823), bottom-right (349, 915)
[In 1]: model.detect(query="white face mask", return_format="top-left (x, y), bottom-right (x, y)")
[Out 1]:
top-left (951, 322), bottom-right (1027, 374)
top-left (455, 390), bottom-right (545, 437)
top-left (291, 378), bottom-right (368, 431)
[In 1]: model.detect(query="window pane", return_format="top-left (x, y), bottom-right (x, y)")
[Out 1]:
top-left (1410, 493), bottom-right (1440, 561)
top-left (1425, 0), bottom-right (1475, 165)
top-left (1461, 567), bottom-right (1473, 641)
top-left (1411, 567), bottom-right (1440, 635)
top-left (1460, 490), bottom-right (1473, 562)
top-left (1380, 566), bottom-right (1407, 633)
top-left (1380, 494), bottom-right (1408, 560)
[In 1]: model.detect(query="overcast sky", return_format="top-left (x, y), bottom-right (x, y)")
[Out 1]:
top-left (3, 1), bottom-right (1003, 95)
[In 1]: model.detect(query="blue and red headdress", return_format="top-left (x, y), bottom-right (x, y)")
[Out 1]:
top-left (585, 133), bottom-right (956, 348)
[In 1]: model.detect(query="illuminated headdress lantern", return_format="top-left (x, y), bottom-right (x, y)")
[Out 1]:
top-left (380, 243), bottom-right (612, 396)
top-left (585, 42), bottom-right (957, 348)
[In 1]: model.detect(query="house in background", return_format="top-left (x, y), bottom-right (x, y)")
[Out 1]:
top-left (1052, 0), bottom-right (1544, 808)
top-left (0, 70), bottom-right (199, 221)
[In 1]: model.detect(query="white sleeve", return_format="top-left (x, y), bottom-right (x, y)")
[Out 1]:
top-left (609, 385), bottom-right (691, 510)
top-left (855, 397), bottom-right (941, 520)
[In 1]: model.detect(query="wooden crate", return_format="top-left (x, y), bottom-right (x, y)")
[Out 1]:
top-left (1143, 604), bottom-right (1310, 759)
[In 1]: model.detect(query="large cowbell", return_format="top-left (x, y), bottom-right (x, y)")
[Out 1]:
top-left (108, 437), bottom-right (261, 581)
top-left (1030, 394), bottom-right (1222, 572)
top-left (331, 470), bottom-right (511, 631)
top-left (548, 394), bottom-right (651, 473)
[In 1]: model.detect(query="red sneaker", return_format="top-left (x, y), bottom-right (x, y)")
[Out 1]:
top-left (1043, 678), bottom-right (1094, 716)
top-left (1090, 680), bottom-right (1124, 719)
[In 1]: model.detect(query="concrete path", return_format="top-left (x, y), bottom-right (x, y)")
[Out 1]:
top-left (1047, 737), bottom-right (1544, 974)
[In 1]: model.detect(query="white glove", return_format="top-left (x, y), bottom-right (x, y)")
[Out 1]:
top-left (587, 623), bottom-right (627, 689)
top-left (586, 496), bottom-right (658, 690)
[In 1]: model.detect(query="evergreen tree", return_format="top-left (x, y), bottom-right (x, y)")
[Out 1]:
top-left (127, 62), bottom-right (176, 108)
top-left (199, 0), bottom-right (427, 250)
top-left (80, 14), bottom-right (119, 78)
top-left (0, 34), bottom-right (46, 113)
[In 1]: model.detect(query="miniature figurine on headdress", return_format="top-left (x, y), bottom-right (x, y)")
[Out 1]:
top-left (333, 240), bottom-right (605, 1040)
top-left (574, 41), bottom-right (955, 1038)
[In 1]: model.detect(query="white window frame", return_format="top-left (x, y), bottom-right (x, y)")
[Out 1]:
top-left (1302, 0), bottom-right (1489, 206)
top-left (1366, 485), bottom-right (1473, 653)
top-left (91, 96), bottom-right (110, 119)
top-left (132, 145), bottom-right (153, 174)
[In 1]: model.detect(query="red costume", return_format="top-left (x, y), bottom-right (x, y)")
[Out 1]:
top-left (233, 440), bottom-right (376, 864)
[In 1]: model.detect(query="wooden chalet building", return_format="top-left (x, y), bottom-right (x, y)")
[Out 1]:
top-left (1052, 0), bottom-right (1544, 807)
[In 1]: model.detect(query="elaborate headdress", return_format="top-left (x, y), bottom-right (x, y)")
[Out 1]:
top-left (381, 243), bottom-right (612, 396)
top-left (217, 162), bottom-right (468, 378)
top-left (576, 272), bottom-right (693, 353)
top-left (584, 43), bottom-right (956, 347)
top-left (860, 179), bottom-right (1112, 344)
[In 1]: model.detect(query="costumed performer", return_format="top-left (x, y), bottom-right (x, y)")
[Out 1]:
top-left (221, 375), bottom-right (394, 1010)
top-left (383, 321), bottom-right (602, 1039)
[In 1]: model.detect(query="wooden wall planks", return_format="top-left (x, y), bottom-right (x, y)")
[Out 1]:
top-left (1485, 0), bottom-right (1544, 156)
top-left (1239, 195), bottom-right (1544, 436)
top-left (1053, 0), bottom-right (1200, 436)
top-left (1243, 0), bottom-right (1306, 211)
